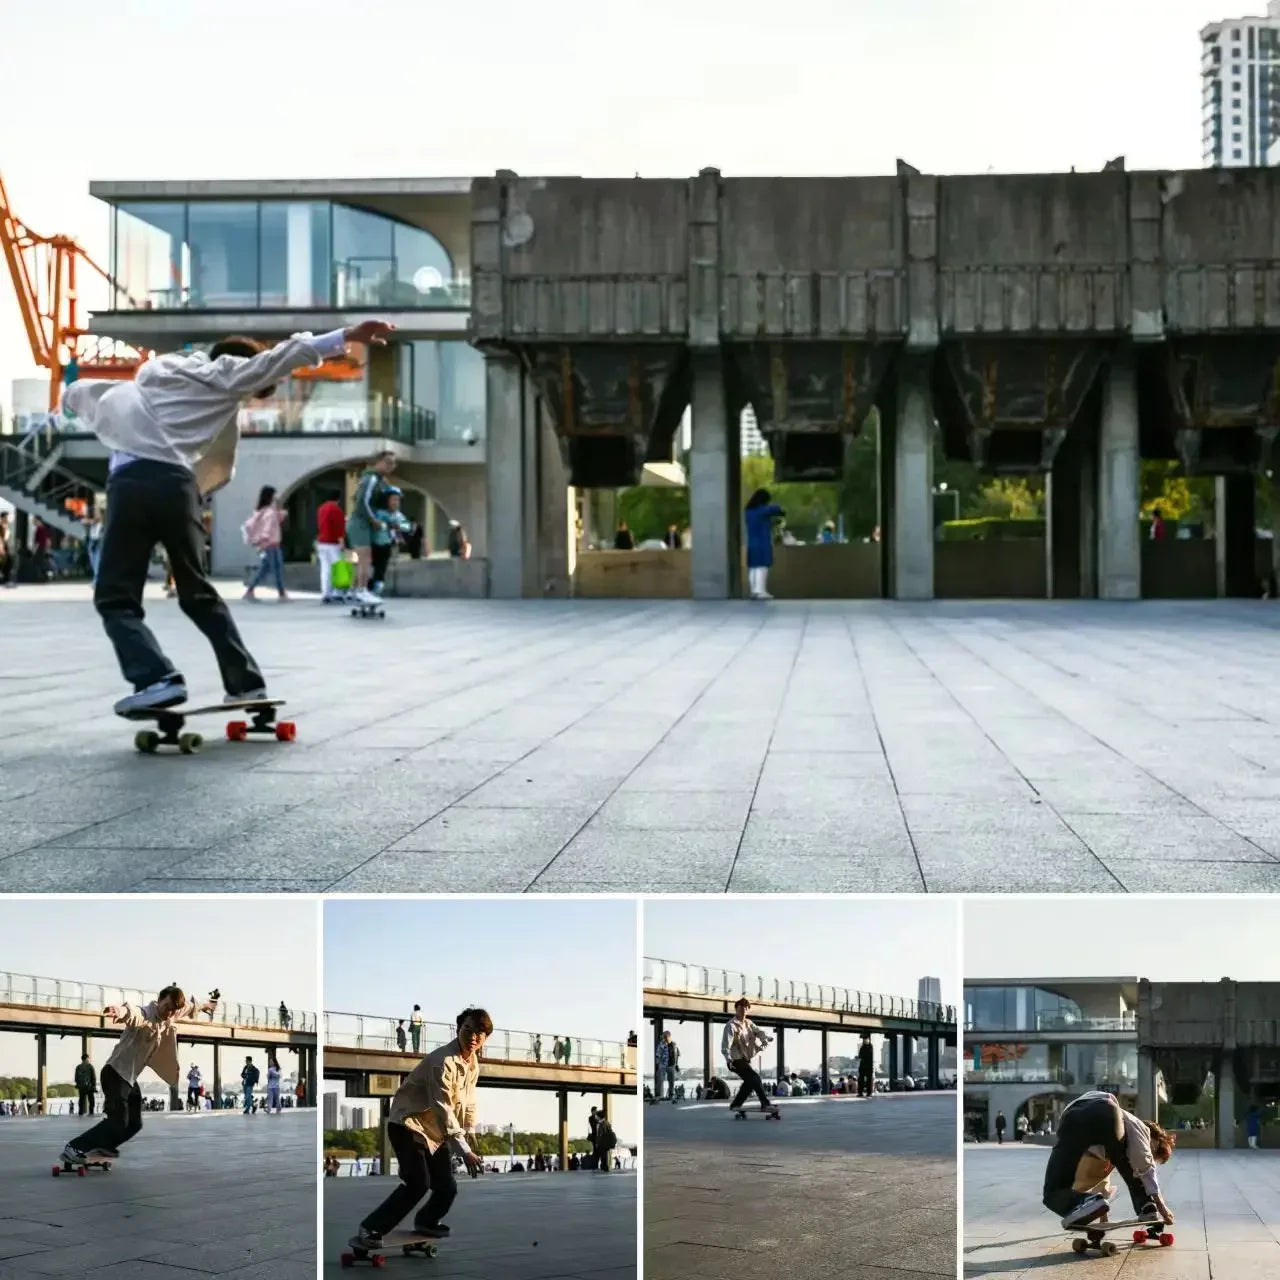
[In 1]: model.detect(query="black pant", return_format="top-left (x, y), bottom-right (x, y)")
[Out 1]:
top-left (728, 1059), bottom-right (771, 1109)
top-left (362, 1123), bottom-right (458, 1237)
top-left (96, 460), bottom-right (263, 694)
top-left (370, 542), bottom-right (392, 587)
top-left (72, 1065), bottom-right (142, 1151)
top-left (77, 1087), bottom-right (94, 1116)
top-left (858, 1064), bottom-right (873, 1097)
top-left (1043, 1098), bottom-right (1148, 1218)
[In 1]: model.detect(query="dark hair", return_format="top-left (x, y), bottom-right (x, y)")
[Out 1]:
top-left (734, 997), bottom-right (751, 1011)
top-left (158, 984), bottom-right (186, 1007)
top-left (210, 335), bottom-right (265, 361)
top-left (457, 1006), bottom-right (495, 1036)
top-left (745, 488), bottom-right (772, 509)
top-left (256, 486), bottom-right (277, 509)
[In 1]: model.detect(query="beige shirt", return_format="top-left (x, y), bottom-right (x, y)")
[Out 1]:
top-left (389, 1037), bottom-right (479, 1157)
top-left (104, 999), bottom-right (202, 1087)
top-left (722, 1015), bottom-right (771, 1065)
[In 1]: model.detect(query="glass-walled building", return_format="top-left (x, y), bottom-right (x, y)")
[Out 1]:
top-left (109, 199), bottom-right (468, 311)
top-left (963, 978), bottom-right (1139, 1140)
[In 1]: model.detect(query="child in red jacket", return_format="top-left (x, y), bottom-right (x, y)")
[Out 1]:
top-left (316, 492), bottom-right (347, 602)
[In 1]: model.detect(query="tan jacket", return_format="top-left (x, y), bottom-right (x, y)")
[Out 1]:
top-left (104, 998), bottom-right (203, 1087)
top-left (389, 1037), bottom-right (479, 1157)
top-left (722, 1015), bottom-right (771, 1065)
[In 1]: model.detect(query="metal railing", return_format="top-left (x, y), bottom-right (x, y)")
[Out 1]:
top-left (965, 1014), bottom-right (1136, 1033)
top-left (324, 1012), bottom-right (628, 1069)
top-left (0, 970), bottom-right (316, 1034)
top-left (644, 957), bottom-right (955, 1025)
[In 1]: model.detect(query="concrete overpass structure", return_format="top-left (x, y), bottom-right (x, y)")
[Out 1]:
top-left (323, 1013), bottom-right (636, 1174)
top-left (474, 164), bottom-right (1280, 600)
top-left (643, 956), bottom-right (956, 1090)
top-left (0, 971), bottom-right (318, 1110)
top-left (1138, 978), bottom-right (1280, 1148)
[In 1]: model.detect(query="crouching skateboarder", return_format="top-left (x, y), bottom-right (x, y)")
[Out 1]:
top-left (348, 1008), bottom-right (493, 1256)
top-left (61, 985), bottom-right (217, 1167)
top-left (1044, 1091), bottom-right (1177, 1230)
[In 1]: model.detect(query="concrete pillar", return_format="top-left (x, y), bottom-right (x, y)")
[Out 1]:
top-left (538, 407), bottom-right (572, 596)
top-left (703, 1019), bottom-right (713, 1085)
top-left (1217, 1052), bottom-right (1236, 1149)
top-left (603, 1093), bottom-right (613, 1124)
top-left (1048, 424), bottom-right (1098, 598)
top-left (889, 1035), bottom-right (899, 1089)
top-left (213, 1043), bottom-right (222, 1102)
top-left (1137, 1049), bottom-right (1157, 1120)
top-left (170, 1082), bottom-right (181, 1111)
top-left (485, 352), bottom-right (530, 598)
top-left (558, 1089), bottom-right (569, 1173)
top-left (776, 1027), bottom-right (786, 1084)
top-left (820, 1028), bottom-right (829, 1091)
top-left (689, 352), bottom-right (741, 599)
top-left (380, 1097), bottom-right (393, 1175)
top-left (889, 356), bottom-right (934, 599)
top-left (37, 1032), bottom-right (47, 1114)
top-left (1097, 352), bottom-right (1140, 599)
top-left (80, 1034), bottom-right (89, 1061)
top-left (306, 1047), bottom-right (317, 1107)
top-left (928, 1037), bottom-right (940, 1090)
top-left (1215, 474), bottom-right (1256, 598)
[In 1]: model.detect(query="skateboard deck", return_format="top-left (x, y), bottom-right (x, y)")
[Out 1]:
top-left (733, 1107), bottom-right (781, 1119)
top-left (351, 600), bottom-right (386, 619)
top-left (52, 1154), bottom-right (112, 1176)
top-left (340, 1230), bottom-right (442, 1268)
top-left (122, 699), bottom-right (295, 754)
top-left (1067, 1217), bottom-right (1171, 1256)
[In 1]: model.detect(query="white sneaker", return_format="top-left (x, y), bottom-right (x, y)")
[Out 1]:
top-left (1062, 1195), bottom-right (1110, 1228)
top-left (225, 688), bottom-right (268, 705)
top-left (114, 677), bottom-right (187, 715)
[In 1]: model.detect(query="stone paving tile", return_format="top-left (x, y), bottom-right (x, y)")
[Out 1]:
top-left (323, 1166), bottom-right (635, 1278)
top-left (532, 828), bottom-right (741, 891)
top-left (648, 1094), bottom-right (953, 1280)
top-left (6, 589), bottom-right (1280, 891)
top-left (0, 847), bottom-right (195, 891)
top-left (1103, 859), bottom-right (1280, 892)
top-left (0, 1109), bottom-right (313, 1279)
top-left (964, 1144), bottom-right (1279, 1278)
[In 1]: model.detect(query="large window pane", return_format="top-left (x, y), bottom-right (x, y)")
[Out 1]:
top-left (967, 1042), bottom-right (1051, 1083)
top-left (397, 340), bottom-right (486, 442)
top-left (393, 221), bottom-right (454, 305)
top-left (259, 202), bottom-right (331, 306)
top-left (188, 202), bottom-right (259, 308)
top-left (332, 205), bottom-right (394, 307)
top-left (112, 203), bottom-right (187, 308)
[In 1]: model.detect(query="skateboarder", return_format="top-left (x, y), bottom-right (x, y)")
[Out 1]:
top-left (346, 451), bottom-right (399, 603)
top-left (61, 985), bottom-right (216, 1165)
top-left (60, 320), bottom-right (394, 714)
top-left (348, 1008), bottom-right (493, 1255)
top-left (722, 998), bottom-right (777, 1114)
top-left (1043, 1091), bottom-right (1177, 1229)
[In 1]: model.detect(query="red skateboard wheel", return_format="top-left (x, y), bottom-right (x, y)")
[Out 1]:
top-left (275, 721), bottom-right (296, 742)
top-left (339, 1253), bottom-right (354, 1269)
top-left (1133, 1231), bottom-right (1147, 1243)
top-left (1160, 1233), bottom-right (1174, 1247)
top-left (51, 1166), bottom-right (60, 1176)
top-left (77, 1166), bottom-right (86, 1177)
top-left (226, 721), bottom-right (248, 741)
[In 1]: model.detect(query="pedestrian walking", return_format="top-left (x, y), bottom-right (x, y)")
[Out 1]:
top-left (655, 1031), bottom-right (679, 1102)
top-left (316, 490), bottom-right (347, 601)
top-left (59, 319), bottom-right (394, 715)
top-left (242, 486), bottom-right (288, 601)
top-left (75, 1054), bottom-right (97, 1116)
top-left (266, 1060), bottom-right (281, 1113)
top-left (995, 1111), bottom-right (1007, 1143)
top-left (241, 1056), bottom-right (260, 1113)
top-left (186, 1063), bottom-right (202, 1110)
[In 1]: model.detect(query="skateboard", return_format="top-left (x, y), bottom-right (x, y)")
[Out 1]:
top-left (340, 1230), bottom-right (441, 1268)
top-left (123, 698), bottom-right (295, 754)
top-left (1067, 1217), bottom-right (1172, 1256)
top-left (52, 1154), bottom-right (112, 1176)
top-left (351, 599), bottom-right (385, 619)
top-left (733, 1106), bottom-right (781, 1120)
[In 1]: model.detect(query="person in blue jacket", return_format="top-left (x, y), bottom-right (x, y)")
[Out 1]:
top-left (744, 488), bottom-right (785, 600)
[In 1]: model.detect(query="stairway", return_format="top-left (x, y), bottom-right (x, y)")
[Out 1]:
top-left (0, 439), bottom-right (90, 539)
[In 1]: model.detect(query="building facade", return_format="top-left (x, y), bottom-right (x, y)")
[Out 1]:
top-left (81, 179), bottom-right (489, 581)
top-left (964, 978), bottom-right (1138, 1140)
top-left (1201, 1), bottom-right (1280, 167)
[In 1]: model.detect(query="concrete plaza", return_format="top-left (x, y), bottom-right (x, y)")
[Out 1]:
top-left (965, 1142), bottom-right (1280, 1278)
top-left (322, 1167), bottom-right (636, 1278)
top-left (0, 1108), bottom-right (314, 1278)
top-left (4, 586), bottom-right (1280, 892)
top-left (645, 1091), bottom-right (955, 1280)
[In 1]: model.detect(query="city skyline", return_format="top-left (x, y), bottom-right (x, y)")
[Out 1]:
top-left (0, 0), bottom-right (1232, 412)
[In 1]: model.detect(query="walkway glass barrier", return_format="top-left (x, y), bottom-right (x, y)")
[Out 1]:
top-left (0, 970), bottom-right (316, 1034)
top-left (324, 1012), bottom-right (627, 1069)
top-left (644, 957), bottom-right (955, 1025)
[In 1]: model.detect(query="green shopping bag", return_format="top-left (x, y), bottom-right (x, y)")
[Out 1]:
top-left (330, 559), bottom-right (355, 591)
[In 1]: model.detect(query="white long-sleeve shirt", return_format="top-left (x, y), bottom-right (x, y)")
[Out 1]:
top-left (722, 1015), bottom-right (771, 1066)
top-left (1064, 1091), bottom-right (1162, 1198)
top-left (61, 330), bottom-right (348, 495)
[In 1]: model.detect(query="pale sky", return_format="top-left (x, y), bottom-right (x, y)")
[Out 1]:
top-left (0, 0), bottom-right (1236, 409)
top-left (644, 898), bottom-right (956, 1080)
top-left (325, 899), bottom-right (638, 1141)
top-left (0, 898), bottom-right (317, 1082)
top-left (966, 898), bottom-right (1280, 980)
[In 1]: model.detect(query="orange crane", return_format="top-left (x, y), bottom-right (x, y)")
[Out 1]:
top-left (0, 168), bottom-right (148, 411)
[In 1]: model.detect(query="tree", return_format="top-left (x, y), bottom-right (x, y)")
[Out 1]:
top-left (616, 486), bottom-right (690, 543)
